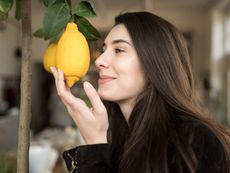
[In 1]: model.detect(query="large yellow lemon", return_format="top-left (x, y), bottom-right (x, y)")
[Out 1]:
top-left (43, 43), bottom-right (57, 73)
top-left (56, 22), bottom-right (90, 88)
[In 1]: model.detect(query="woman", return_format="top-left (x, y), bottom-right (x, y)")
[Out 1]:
top-left (51, 11), bottom-right (230, 173)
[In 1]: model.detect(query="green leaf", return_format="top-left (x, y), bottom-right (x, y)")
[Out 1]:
top-left (0, 10), bottom-right (8, 20)
top-left (74, 15), bottom-right (100, 41)
top-left (49, 30), bottom-right (63, 43)
top-left (43, 0), bottom-right (71, 7)
top-left (0, 0), bottom-right (13, 13)
top-left (15, 0), bottom-right (21, 20)
top-left (72, 1), bottom-right (96, 18)
top-left (33, 28), bottom-right (44, 38)
top-left (43, 3), bottom-right (71, 41)
top-left (43, 0), bottom-right (57, 7)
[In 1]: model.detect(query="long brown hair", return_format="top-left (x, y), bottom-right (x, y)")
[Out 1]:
top-left (104, 11), bottom-right (230, 173)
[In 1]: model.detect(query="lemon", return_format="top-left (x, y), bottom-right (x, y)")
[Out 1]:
top-left (56, 22), bottom-right (90, 88)
top-left (43, 43), bottom-right (57, 73)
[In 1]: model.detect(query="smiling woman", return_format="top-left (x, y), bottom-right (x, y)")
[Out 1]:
top-left (95, 24), bottom-right (147, 118)
top-left (51, 11), bottom-right (230, 173)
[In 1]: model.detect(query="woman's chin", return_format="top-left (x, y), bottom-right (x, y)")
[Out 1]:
top-left (98, 93), bottom-right (110, 101)
top-left (98, 91), bottom-right (114, 101)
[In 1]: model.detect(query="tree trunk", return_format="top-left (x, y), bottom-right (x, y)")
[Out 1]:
top-left (16, 0), bottom-right (32, 172)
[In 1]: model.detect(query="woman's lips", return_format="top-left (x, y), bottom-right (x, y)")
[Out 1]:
top-left (98, 75), bottom-right (116, 84)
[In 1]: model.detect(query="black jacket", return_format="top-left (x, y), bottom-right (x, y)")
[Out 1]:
top-left (62, 124), bottom-right (228, 173)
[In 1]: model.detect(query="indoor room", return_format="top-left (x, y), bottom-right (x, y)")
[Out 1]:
top-left (0, 0), bottom-right (230, 172)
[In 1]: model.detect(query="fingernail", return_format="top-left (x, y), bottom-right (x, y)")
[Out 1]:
top-left (50, 66), bottom-right (54, 72)
top-left (57, 68), bottom-right (62, 74)
top-left (84, 81), bottom-right (91, 90)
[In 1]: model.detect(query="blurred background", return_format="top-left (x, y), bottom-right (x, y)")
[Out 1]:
top-left (0, 0), bottom-right (229, 172)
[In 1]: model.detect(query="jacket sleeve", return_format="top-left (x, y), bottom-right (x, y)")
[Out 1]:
top-left (192, 125), bottom-right (228, 173)
top-left (62, 144), bottom-right (111, 173)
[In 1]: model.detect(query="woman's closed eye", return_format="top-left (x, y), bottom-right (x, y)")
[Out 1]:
top-left (115, 48), bottom-right (125, 54)
top-left (99, 45), bottom-right (125, 55)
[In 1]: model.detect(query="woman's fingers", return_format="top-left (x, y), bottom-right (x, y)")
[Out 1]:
top-left (51, 67), bottom-right (106, 120)
top-left (51, 67), bottom-right (85, 111)
top-left (50, 67), bottom-right (58, 86)
top-left (50, 67), bottom-right (108, 144)
top-left (83, 81), bottom-right (106, 116)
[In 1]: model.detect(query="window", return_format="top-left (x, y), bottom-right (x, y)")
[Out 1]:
top-left (211, 10), bottom-right (224, 60)
top-left (224, 12), bottom-right (230, 54)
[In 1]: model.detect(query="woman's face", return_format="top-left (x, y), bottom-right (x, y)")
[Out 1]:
top-left (95, 24), bottom-right (147, 105)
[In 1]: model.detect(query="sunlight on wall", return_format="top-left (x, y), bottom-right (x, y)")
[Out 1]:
top-left (227, 70), bottom-right (230, 125)
top-left (224, 13), bottom-right (230, 55)
top-left (211, 10), bottom-right (224, 61)
top-left (211, 2), bottom-right (230, 60)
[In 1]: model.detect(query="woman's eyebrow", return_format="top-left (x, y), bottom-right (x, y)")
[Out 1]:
top-left (112, 39), bottom-right (131, 45)
top-left (102, 39), bottom-right (131, 47)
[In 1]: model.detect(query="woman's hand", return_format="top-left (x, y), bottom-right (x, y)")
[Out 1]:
top-left (50, 67), bottom-right (108, 144)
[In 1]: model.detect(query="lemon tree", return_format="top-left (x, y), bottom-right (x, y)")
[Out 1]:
top-left (0, 0), bottom-right (21, 20)
top-left (34, 0), bottom-right (100, 42)
top-left (34, 0), bottom-right (100, 87)
top-left (0, 0), bottom-right (100, 172)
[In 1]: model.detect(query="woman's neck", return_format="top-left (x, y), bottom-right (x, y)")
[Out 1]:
top-left (117, 98), bottom-right (136, 122)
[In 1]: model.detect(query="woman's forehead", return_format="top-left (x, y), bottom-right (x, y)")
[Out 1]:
top-left (104, 24), bottom-right (132, 44)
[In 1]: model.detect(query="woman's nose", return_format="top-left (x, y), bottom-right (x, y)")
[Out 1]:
top-left (95, 53), bottom-right (109, 70)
